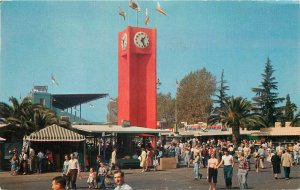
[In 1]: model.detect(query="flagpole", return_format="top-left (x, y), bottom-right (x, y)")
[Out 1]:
top-left (127, 6), bottom-right (129, 26)
top-left (136, 10), bottom-right (138, 27)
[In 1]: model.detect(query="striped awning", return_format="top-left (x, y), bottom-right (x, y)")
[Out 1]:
top-left (26, 124), bottom-right (85, 142)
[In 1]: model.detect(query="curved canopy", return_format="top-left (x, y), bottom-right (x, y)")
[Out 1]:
top-left (25, 124), bottom-right (85, 142)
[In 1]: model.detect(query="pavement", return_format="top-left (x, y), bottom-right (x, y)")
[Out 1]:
top-left (0, 161), bottom-right (299, 190)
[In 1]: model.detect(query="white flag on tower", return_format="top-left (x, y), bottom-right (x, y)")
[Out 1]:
top-left (51, 73), bottom-right (59, 86)
top-left (119, 7), bottom-right (126, 20)
top-left (129, 0), bottom-right (140, 11)
top-left (145, 8), bottom-right (149, 26)
top-left (156, 2), bottom-right (167, 16)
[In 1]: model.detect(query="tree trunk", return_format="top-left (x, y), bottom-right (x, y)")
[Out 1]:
top-left (232, 125), bottom-right (240, 147)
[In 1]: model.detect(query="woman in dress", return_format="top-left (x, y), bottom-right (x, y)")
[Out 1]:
top-left (271, 151), bottom-right (281, 179)
top-left (146, 148), bottom-right (153, 172)
top-left (253, 149), bottom-right (260, 173)
top-left (140, 148), bottom-right (147, 172)
top-left (207, 153), bottom-right (219, 190)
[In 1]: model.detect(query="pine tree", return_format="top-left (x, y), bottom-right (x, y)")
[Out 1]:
top-left (214, 69), bottom-right (229, 110)
top-left (252, 58), bottom-right (284, 127)
top-left (284, 94), bottom-right (297, 121)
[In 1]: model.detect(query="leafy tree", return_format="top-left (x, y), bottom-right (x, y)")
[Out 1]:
top-left (177, 68), bottom-right (216, 124)
top-left (284, 94), bottom-right (297, 122)
top-left (208, 96), bottom-right (265, 145)
top-left (157, 92), bottom-right (175, 129)
top-left (252, 58), bottom-right (284, 127)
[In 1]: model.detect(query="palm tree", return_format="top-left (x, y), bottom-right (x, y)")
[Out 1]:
top-left (32, 104), bottom-right (58, 130)
top-left (208, 96), bottom-right (265, 145)
top-left (0, 102), bottom-right (13, 119)
top-left (3, 97), bottom-right (35, 134)
top-left (0, 97), bottom-right (70, 138)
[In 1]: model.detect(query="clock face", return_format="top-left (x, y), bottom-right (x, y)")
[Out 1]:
top-left (134, 32), bottom-right (150, 49)
top-left (121, 33), bottom-right (127, 50)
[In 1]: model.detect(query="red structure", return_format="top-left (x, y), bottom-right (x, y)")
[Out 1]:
top-left (118, 27), bottom-right (157, 129)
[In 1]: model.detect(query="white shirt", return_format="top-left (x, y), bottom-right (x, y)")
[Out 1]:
top-left (37, 152), bottom-right (44, 159)
top-left (114, 183), bottom-right (133, 190)
top-left (222, 155), bottom-right (233, 166)
top-left (68, 158), bottom-right (79, 171)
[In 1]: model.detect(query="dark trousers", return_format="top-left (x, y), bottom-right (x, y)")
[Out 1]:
top-left (203, 157), bottom-right (208, 168)
top-left (283, 167), bottom-right (290, 179)
top-left (69, 169), bottom-right (78, 189)
top-left (224, 165), bottom-right (233, 188)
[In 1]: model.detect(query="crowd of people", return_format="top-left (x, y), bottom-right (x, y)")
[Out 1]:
top-left (146, 138), bottom-right (299, 190)
top-left (9, 146), bottom-right (55, 175)
top-left (9, 137), bottom-right (299, 190)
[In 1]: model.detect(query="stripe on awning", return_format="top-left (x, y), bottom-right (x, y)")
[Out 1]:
top-left (26, 124), bottom-right (85, 142)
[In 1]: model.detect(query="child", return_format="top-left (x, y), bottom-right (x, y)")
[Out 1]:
top-left (87, 168), bottom-right (96, 189)
top-left (98, 162), bottom-right (107, 189)
top-left (11, 155), bottom-right (18, 176)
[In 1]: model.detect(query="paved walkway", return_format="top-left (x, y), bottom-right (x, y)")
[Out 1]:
top-left (0, 161), bottom-right (299, 190)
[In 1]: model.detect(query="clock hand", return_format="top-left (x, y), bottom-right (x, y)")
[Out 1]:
top-left (141, 37), bottom-right (145, 47)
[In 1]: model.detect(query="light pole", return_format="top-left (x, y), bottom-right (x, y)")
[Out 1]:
top-left (174, 80), bottom-right (179, 134)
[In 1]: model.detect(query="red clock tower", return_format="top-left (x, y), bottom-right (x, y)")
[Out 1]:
top-left (118, 26), bottom-right (157, 129)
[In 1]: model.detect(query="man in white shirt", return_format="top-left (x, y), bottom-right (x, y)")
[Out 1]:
top-left (217, 149), bottom-right (235, 189)
top-left (114, 170), bottom-right (133, 190)
top-left (67, 153), bottom-right (80, 190)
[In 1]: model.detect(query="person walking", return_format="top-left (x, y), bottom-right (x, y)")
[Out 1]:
top-left (67, 153), bottom-right (80, 190)
top-left (28, 147), bottom-right (35, 173)
top-left (281, 150), bottom-right (293, 180)
top-left (111, 148), bottom-right (118, 172)
top-left (139, 148), bottom-right (147, 172)
top-left (146, 148), bottom-right (153, 172)
top-left (193, 152), bottom-right (202, 180)
top-left (184, 144), bottom-right (191, 167)
top-left (217, 149), bottom-right (234, 189)
top-left (258, 146), bottom-right (265, 169)
top-left (207, 153), bottom-right (219, 190)
top-left (20, 149), bottom-right (28, 175)
top-left (37, 150), bottom-right (44, 174)
top-left (62, 155), bottom-right (70, 190)
top-left (253, 149), bottom-right (260, 173)
top-left (202, 145), bottom-right (209, 168)
top-left (271, 151), bottom-right (281, 179)
top-left (237, 152), bottom-right (250, 189)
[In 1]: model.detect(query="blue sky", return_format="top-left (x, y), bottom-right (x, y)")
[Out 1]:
top-left (1, 1), bottom-right (299, 122)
